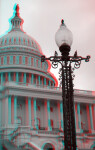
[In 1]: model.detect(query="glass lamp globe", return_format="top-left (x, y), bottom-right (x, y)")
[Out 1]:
top-left (55, 20), bottom-right (73, 57)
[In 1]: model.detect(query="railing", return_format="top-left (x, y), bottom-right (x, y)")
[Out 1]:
top-left (1, 81), bottom-right (95, 96)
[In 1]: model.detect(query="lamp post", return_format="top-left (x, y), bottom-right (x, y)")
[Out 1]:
top-left (41, 20), bottom-right (90, 150)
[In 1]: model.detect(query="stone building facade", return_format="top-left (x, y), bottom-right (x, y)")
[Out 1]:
top-left (0, 4), bottom-right (95, 150)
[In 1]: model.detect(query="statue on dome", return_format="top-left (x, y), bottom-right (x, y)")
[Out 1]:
top-left (15, 4), bottom-right (19, 17)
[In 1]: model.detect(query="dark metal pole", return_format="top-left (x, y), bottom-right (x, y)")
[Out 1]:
top-left (41, 50), bottom-right (90, 150)
top-left (62, 61), bottom-right (76, 150)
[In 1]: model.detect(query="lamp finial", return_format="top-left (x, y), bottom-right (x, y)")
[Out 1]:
top-left (61, 19), bottom-right (64, 25)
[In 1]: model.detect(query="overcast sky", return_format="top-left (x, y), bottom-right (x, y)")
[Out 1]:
top-left (0, 0), bottom-right (95, 91)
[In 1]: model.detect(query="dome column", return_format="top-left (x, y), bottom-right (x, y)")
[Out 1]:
top-left (38, 75), bottom-right (41, 85)
top-left (16, 72), bottom-right (19, 83)
top-left (1, 73), bottom-right (3, 85)
top-left (8, 72), bottom-right (11, 81)
top-left (24, 73), bottom-right (26, 84)
top-left (44, 78), bottom-right (46, 86)
top-left (31, 74), bottom-right (34, 84)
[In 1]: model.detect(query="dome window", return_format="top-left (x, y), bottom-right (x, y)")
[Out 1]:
top-left (25, 39), bottom-right (27, 45)
top-left (5, 39), bottom-right (7, 45)
top-left (11, 37), bottom-right (14, 44)
top-left (9, 38), bottom-right (11, 45)
top-left (25, 57), bottom-right (28, 65)
top-left (31, 58), bottom-right (33, 66)
top-left (19, 56), bottom-right (22, 64)
top-left (21, 37), bottom-right (23, 44)
top-left (6, 38), bottom-right (9, 45)
top-left (28, 39), bottom-right (30, 46)
top-left (36, 60), bottom-right (38, 67)
top-left (19, 37), bottom-right (21, 44)
top-left (7, 56), bottom-right (10, 65)
top-left (1, 40), bottom-right (2, 45)
top-left (23, 38), bottom-right (25, 45)
top-left (13, 56), bottom-right (16, 64)
top-left (1, 57), bottom-right (3, 65)
top-left (14, 38), bottom-right (16, 44)
top-left (16, 37), bottom-right (19, 45)
top-left (32, 41), bottom-right (33, 46)
top-left (2, 39), bottom-right (5, 45)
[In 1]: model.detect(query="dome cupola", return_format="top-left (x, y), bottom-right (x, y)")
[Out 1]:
top-left (11, 4), bottom-right (24, 31)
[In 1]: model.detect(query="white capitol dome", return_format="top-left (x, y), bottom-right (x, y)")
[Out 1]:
top-left (0, 4), bottom-right (42, 54)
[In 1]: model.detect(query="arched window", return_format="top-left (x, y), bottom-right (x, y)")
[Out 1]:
top-left (43, 143), bottom-right (55, 150)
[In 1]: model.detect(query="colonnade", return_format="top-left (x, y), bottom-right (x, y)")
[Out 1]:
top-left (75, 103), bottom-right (95, 132)
top-left (0, 96), bottom-right (64, 131)
top-left (0, 95), bottom-right (95, 133)
top-left (0, 72), bottom-right (55, 87)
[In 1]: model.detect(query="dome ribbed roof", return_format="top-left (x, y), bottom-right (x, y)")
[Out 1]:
top-left (0, 4), bottom-right (41, 53)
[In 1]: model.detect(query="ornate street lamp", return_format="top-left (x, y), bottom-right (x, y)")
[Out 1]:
top-left (41, 20), bottom-right (90, 150)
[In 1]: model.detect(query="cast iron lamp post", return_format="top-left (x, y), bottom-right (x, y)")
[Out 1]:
top-left (41, 20), bottom-right (90, 150)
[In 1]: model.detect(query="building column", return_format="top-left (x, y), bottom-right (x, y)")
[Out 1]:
top-left (8, 96), bottom-right (11, 124)
top-left (47, 100), bottom-right (52, 131)
top-left (60, 101), bottom-right (64, 130)
top-left (31, 98), bottom-right (34, 129)
top-left (77, 103), bottom-right (82, 132)
top-left (33, 98), bottom-right (38, 129)
top-left (86, 104), bottom-right (91, 132)
top-left (89, 104), bottom-right (94, 130)
top-left (57, 102), bottom-right (61, 130)
top-left (44, 100), bottom-right (48, 130)
top-left (28, 97), bottom-right (31, 126)
top-left (14, 96), bottom-right (17, 125)
top-left (75, 103), bottom-right (79, 130)
top-left (26, 97), bottom-right (29, 126)
top-left (92, 104), bottom-right (95, 130)
top-left (44, 100), bottom-right (52, 131)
